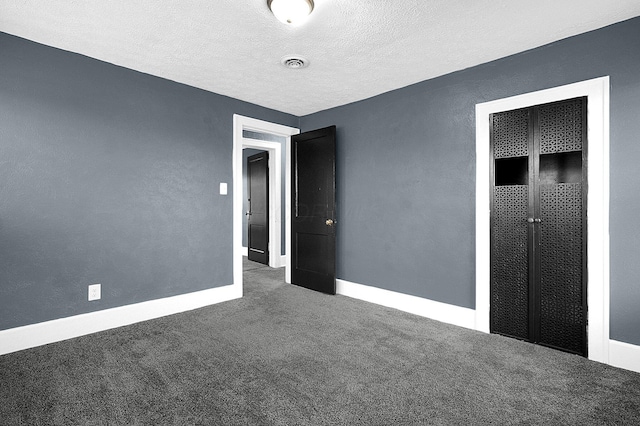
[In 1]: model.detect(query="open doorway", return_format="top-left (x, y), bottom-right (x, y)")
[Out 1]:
top-left (232, 115), bottom-right (299, 296)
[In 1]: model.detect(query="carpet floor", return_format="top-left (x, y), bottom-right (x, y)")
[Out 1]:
top-left (1, 259), bottom-right (639, 425)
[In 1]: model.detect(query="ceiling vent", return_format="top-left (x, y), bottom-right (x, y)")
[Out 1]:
top-left (281, 55), bottom-right (309, 69)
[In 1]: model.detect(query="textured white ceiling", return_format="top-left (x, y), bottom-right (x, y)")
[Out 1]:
top-left (1, 1), bottom-right (640, 116)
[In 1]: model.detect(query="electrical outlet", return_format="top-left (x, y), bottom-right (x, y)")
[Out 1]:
top-left (88, 284), bottom-right (101, 301)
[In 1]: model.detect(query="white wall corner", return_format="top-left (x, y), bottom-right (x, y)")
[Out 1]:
top-left (608, 340), bottom-right (640, 374)
top-left (0, 284), bottom-right (241, 356)
top-left (336, 279), bottom-right (476, 330)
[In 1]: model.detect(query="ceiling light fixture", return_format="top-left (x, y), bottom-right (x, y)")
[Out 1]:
top-left (267, 0), bottom-right (314, 25)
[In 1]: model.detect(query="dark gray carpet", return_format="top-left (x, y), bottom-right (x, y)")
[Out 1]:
top-left (1, 259), bottom-right (639, 425)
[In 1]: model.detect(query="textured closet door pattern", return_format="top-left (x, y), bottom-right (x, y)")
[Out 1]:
top-left (536, 99), bottom-right (587, 355)
top-left (490, 97), bottom-right (587, 356)
top-left (490, 108), bottom-right (532, 341)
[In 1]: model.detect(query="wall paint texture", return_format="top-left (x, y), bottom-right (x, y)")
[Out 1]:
top-left (0, 33), bottom-right (297, 331)
top-left (2, 17), bottom-right (640, 348)
top-left (300, 17), bottom-right (640, 346)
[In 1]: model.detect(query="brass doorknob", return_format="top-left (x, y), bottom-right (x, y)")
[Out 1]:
top-left (326, 219), bottom-right (334, 226)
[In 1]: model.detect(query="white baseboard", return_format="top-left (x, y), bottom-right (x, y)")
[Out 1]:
top-left (4, 277), bottom-right (638, 375)
top-left (609, 340), bottom-right (640, 374)
top-left (242, 246), bottom-right (248, 257)
top-left (0, 284), bottom-right (241, 356)
top-left (336, 279), bottom-right (476, 330)
top-left (336, 279), bottom-right (640, 374)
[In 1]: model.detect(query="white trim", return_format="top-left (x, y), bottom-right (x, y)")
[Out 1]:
top-left (285, 132), bottom-right (292, 283)
top-left (0, 284), bottom-right (240, 356)
top-left (609, 340), bottom-right (640, 374)
top-left (475, 77), bottom-right (610, 363)
top-left (233, 115), bottom-right (299, 292)
top-left (242, 246), bottom-right (248, 257)
top-left (337, 279), bottom-right (476, 330)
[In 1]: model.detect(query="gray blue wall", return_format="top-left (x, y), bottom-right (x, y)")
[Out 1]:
top-left (0, 33), bottom-right (297, 330)
top-left (3, 16), bottom-right (640, 347)
top-left (300, 16), bottom-right (640, 346)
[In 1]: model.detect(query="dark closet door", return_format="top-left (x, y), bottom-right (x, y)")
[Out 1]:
top-left (490, 97), bottom-right (587, 356)
top-left (291, 126), bottom-right (336, 295)
top-left (247, 151), bottom-right (269, 265)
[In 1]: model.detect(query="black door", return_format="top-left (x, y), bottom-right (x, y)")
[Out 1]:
top-left (247, 151), bottom-right (269, 265)
top-left (490, 97), bottom-right (587, 356)
top-left (291, 126), bottom-right (336, 294)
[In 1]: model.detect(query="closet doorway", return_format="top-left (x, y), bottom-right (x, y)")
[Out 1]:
top-left (490, 97), bottom-right (587, 356)
top-left (475, 77), bottom-right (610, 364)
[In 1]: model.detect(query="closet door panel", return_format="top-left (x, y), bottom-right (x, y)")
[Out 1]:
top-left (491, 185), bottom-right (530, 339)
top-left (490, 107), bottom-right (532, 340)
top-left (535, 97), bottom-right (587, 355)
top-left (538, 183), bottom-right (585, 354)
top-left (538, 99), bottom-right (584, 154)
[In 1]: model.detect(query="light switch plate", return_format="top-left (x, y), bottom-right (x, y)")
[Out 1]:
top-left (220, 182), bottom-right (228, 195)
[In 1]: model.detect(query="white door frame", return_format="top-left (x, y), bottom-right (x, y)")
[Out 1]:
top-left (233, 115), bottom-right (299, 294)
top-left (475, 76), bottom-right (610, 363)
